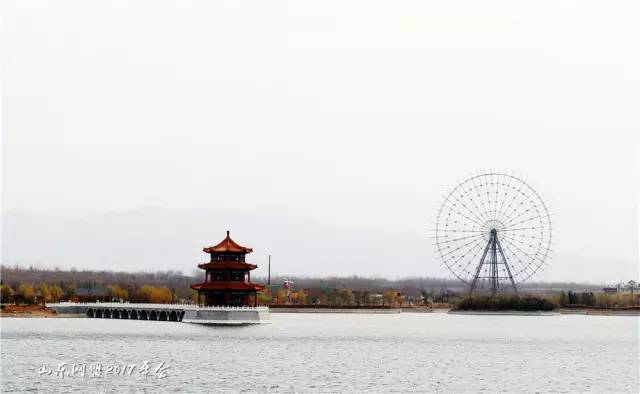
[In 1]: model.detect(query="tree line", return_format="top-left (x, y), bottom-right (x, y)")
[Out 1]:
top-left (259, 287), bottom-right (405, 307)
top-left (554, 291), bottom-right (639, 309)
top-left (2, 266), bottom-right (636, 308)
top-left (0, 282), bottom-right (197, 305)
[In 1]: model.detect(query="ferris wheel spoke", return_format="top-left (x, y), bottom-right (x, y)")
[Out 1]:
top-left (499, 230), bottom-right (547, 248)
top-left (494, 173), bottom-right (516, 223)
top-left (501, 220), bottom-right (549, 233)
top-left (445, 238), bottom-right (486, 271)
top-left (496, 183), bottom-right (534, 222)
top-left (460, 238), bottom-right (491, 277)
top-left (469, 175), bottom-right (495, 223)
top-left (432, 229), bottom-right (486, 233)
top-left (499, 234), bottom-right (544, 259)
top-left (498, 240), bottom-right (536, 279)
top-left (482, 175), bottom-right (495, 222)
top-left (490, 173), bottom-right (504, 222)
top-left (495, 175), bottom-right (514, 221)
top-left (500, 220), bottom-right (545, 258)
top-left (498, 197), bottom-right (531, 227)
top-left (499, 236), bottom-right (548, 267)
top-left (437, 236), bottom-right (487, 258)
top-left (498, 189), bottom-right (544, 228)
top-left (435, 232), bottom-right (485, 244)
top-left (499, 238), bottom-right (542, 276)
top-left (457, 179), bottom-right (493, 224)
top-left (500, 198), bottom-right (543, 225)
top-left (502, 210), bottom-right (547, 227)
top-left (501, 210), bottom-right (550, 230)
top-left (486, 173), bottom-right (496, 221)
top-left (499, 226), bottom-right (545, 234)
top-left (440, 199), bottom-right (490, 230)
top-left (501, 213), bottom-right (549, 230)
top-left (452, 200), bottom-right (491, 228)
top-left (438, 240), bottom-right (486, 261)
top-left (500, 236), bottom-right (543, 267)
top-left (495, 191), bottom-right (521, 225)
top-left (459, 177), bottom-right (490, 223)
top-left (500, 236), bottom-right (538, 267)
top-left (484, 174), bottom-right (502, 222)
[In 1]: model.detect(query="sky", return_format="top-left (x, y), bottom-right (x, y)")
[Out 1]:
top-left (2, 0), bottom-right (639, 284)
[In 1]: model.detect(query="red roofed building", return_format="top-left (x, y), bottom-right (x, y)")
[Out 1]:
top-left (191, 231), bottom-right (265, 307)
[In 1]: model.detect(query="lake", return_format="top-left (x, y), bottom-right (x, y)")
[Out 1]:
top-left (1, 313), bottom-right (638, 393)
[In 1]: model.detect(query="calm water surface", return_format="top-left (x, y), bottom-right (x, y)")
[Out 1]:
top-left (1, 313), bottom-right (638, 393)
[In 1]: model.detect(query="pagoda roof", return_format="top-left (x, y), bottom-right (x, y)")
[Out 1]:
top-left (191, 282), bottom-right (265, 292)
top-left (197, 261), bottom-right (258, 271)
top-left (203, 231), bottom-right (253, 254)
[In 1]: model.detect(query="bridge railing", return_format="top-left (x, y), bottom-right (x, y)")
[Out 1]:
top-left (45, 302), bottom-right (269, 311)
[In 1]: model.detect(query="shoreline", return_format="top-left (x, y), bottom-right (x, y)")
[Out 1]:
top-left (449, 310), bottom-right (559, 316)
top-left (270, 307), bottom-right (402, 314)
top-left (559, 309), bottom-right (640, 316)
top-left (2, 304), bottom-right (639, 318)
top-left (0, 313), bottom-right (84, 318)
top-left (449, 309), bottom-right (639, 316)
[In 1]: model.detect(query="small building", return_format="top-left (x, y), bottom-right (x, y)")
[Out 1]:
top-left (191, 231), bottom-right (265, 307)
top-left (73, 286), bottom-right (110, 302)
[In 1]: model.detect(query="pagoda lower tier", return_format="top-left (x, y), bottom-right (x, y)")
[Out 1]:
top-left (191, 282), bottom-right (265, 307)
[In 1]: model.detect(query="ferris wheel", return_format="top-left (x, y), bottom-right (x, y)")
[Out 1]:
top-left (434, 173), bottom-right (552, 294)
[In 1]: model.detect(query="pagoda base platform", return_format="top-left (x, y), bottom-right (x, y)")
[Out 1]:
top-left (182, 306), bottom-right (271, 325)
top-left (45, 303), bottom-right (271, 325)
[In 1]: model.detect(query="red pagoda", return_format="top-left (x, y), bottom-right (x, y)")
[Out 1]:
top-left (191, 231), bottom-right (265, 307)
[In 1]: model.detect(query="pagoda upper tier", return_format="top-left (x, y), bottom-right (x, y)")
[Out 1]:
top-left (203, 230), bottom-right (253, 255)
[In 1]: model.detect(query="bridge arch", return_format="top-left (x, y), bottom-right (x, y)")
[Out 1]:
top-left (80, 306), bottom-right (188, 322)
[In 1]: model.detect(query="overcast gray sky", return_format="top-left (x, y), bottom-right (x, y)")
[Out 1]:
top-left (2, 1), bottom-right (639, 283)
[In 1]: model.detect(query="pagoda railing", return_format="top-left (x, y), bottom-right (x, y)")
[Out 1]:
top-left (210, 254), bottom-right (245, 262)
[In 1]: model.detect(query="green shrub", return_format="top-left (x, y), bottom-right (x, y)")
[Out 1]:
top-left (454, 295), bottom-right (555, 311)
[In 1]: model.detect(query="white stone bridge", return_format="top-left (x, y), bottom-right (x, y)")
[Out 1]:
top-left (46, 303), bottom-right (271, 325)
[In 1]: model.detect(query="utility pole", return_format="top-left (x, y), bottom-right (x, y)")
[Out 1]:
top-left (267, 255), bottom-right (271, 285)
